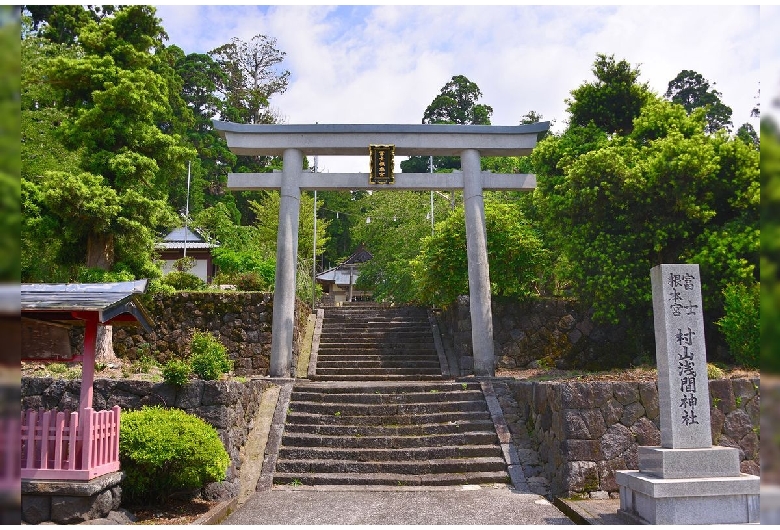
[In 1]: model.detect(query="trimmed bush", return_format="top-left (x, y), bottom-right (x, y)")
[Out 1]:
top-left (162, 358), bottom-right (191, 386)
top-left (717, 282), bottom-right (759, 368)
top-left (161, 271), bottom-right (207, 291)
top-left (190, 331), bottom-right (233, 381)
top-left (119, 406), bottom-right (230, 503)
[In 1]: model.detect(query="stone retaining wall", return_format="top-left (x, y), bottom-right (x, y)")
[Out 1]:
top-left (492, 378), bottom-right (760, 499)
top-left (21, 377), bottom-right (274, 503)
top-left (438, 296), bottom-right (636, 374)
top-left (74, 292), bottom-right (309, 377)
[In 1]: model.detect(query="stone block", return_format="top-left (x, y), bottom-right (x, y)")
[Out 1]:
top-left (620, 401), bottom-right (645, 427)
top-left (21, 495), bottom-right (50, 525)
top-left (723, 409), bottom-right (753, 441)
top-left (638, 446), bottom-right (740, 479)
top-left (562, 439), bottom-right (603, 461)
top-left (631, 417), bottom-right (661, 447)
top-left (600, 397), bottom-right (623, 425)
top-left (600, 423), bottom-right (633, 460)
top-left (616, 470), bottom-right (759, 524)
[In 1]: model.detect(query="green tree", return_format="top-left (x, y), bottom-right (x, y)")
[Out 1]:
top-left (0, 7), bottom-right (20, 281)
top-left (411, 201), bottom-right (549, 306)
top-left (566, 53), bottom-right (651, 135)
top-left (209, 34), bottom-right (290, 125)
top-left (352, 191), bottom-right (451, 303)
top-left (665, 69), bottom-right (733, 133)
top-left (760, 118), bottom-right (780, 372)
top-left (25, 6), bottom-right (195, 277)
top-left (401, 74), bottom-right (493, 173)
top-left (533, 97), bottom-right (758, 362)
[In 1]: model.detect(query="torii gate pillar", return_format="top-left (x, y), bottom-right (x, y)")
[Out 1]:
top-left (270, 148), bottom-right (302, 377)
top-left (462, 149), bottom-right (494, 375)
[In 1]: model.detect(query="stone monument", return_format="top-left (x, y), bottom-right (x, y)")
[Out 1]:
top-left (616, 264), bottom-right (759, 524)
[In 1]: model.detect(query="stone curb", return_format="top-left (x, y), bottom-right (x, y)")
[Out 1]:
top-left (190, 498), bottom-right (238, 525)
top-left (255, 381), bottom-right (294, 491)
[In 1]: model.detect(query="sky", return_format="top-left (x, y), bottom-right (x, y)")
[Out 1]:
top-left (155, 4), bottom-right (765, 173)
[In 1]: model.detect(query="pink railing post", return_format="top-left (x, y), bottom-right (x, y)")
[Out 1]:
top-left (81, 408), bottom-right (93, 471)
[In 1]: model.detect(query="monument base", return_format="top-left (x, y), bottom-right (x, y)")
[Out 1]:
top-left (616, 470), bottom-right (759, 525)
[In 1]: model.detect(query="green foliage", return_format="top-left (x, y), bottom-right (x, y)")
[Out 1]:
top-left (119, 406), bottom-right (230, 503)
top-left (717, 283), bottom-right (759, 369)
top-left (161, 271), bottom-right (207, 291)
top-left (566, 53), bottom-right (651, 135)
top-left (707, 363), bottom-right (726, 380)
top-left (232, 271), bottom-right (273, 291)
top-left (173, 256), bottom-right (196, 272)
top-left (190, 331), bottom-right (232, 380)
top-left (665, 69), bottom-right (733, 133)
top-left (533, 96), bottom-right (758, 337)
top-left (162, 359), bottom-right (191, 387)
top-left (411, 201), bottom-right (549, 306)
top-left (75, 267), bottom-right (135, 284)
top-left (761, 119), bottom-right (780, 373)
top-left (352, 191), bottom-right (451, 303)
top-left (402, 74), bottom-right (492, 173)
top-left (213, 248), bottom-right (275, 277)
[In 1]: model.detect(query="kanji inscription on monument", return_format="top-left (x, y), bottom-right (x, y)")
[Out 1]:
top-left (650, 264), bottom-right (712, 449)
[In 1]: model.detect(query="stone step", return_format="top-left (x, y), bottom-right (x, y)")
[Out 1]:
top-left (293, 381), bottom-right (482, 393)
top-left (278, 444), bottom-right (503, 462)
top-left (274, 456), bottom-right (507, 475)
top-left (290, 389), bottom-right (484, 404)
top-left (273, 470), bottom-right (509, 487)
top-left (281, 431), bottom-right (499, 449)
top-left (288, 399), bottom-right (487, 416)
top-left (319, 331), bottom-right (434, 339)
top-left (282, 420), bottom-right (497, 437)
top-left (317, 343), bottom-right (436, 351)
top-left (314, 368), bottom-right (443, 376)
top-left (309, 374), bottom-right (447, 382)
top-left (319, 340), bottom-right (435, 347)
top-left (285, 410), bottom-right (491, 426)
top-left (316, 359), bottom-right (440, 368)
top-left (317, 350), bottom-right (439, 363)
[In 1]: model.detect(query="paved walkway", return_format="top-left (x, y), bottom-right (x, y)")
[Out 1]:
top-left (222, 485), bottom-right (574, 525)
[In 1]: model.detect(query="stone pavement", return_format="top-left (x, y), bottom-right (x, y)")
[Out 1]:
top-left (222, 484), bottom-right (575, 525)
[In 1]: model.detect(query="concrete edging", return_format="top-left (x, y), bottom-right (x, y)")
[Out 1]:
top-left (190, 498), bottom-right (238, 525)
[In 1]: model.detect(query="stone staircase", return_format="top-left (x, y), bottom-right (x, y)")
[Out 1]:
top-left (270, 303), bottom-right (510, 488)
top-left (273, 380), bottom-right (509, 487)
top-left (312, 304), bottom-right (444, 381)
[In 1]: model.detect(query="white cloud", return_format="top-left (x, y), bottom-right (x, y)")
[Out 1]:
top-left (155, 4), bottom-right (761, 171)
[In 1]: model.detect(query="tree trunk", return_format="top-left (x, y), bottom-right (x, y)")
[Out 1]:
top-left (95, 324), bottom-right (117, 364)
top-left (86, 232), bottom-right (115, 270)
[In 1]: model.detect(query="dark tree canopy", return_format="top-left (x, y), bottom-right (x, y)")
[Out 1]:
top-left (401, 74), bottom-right (492, 173)
top-left (665, 69), bottom-right (733, 133)
top-left (566, 53), bottom-right (651, 135)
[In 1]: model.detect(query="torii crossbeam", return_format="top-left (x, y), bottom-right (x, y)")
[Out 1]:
top-left (213, 121), bottom-right (549, 377)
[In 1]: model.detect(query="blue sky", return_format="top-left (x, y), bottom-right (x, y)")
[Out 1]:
top-left (155, 4), bottom-right (765, 173)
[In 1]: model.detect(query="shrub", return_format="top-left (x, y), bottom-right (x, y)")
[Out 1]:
top-left (233, 271), bottom-right (271, 291)
top-left (190, 331), bottom-right (233, 380)
top-left (119, 406), bottom-right (230, 503)
top-left (162, 359), bottom-right (191, 386)
top-left (161, 271), bottom-right (207, 291)
top-left (707, 363), bottom-right (725, 380)
top-left (717, 282), bottom-right (759, 369)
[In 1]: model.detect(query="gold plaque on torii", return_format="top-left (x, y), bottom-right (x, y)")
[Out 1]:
top-left (369, 145), bottom-right (395, 185)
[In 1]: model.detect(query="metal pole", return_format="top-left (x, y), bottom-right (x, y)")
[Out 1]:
top-left (183, 160), bottom-right (191, 257)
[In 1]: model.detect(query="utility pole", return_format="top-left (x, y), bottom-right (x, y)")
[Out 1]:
top-left (183, 160), bottom-right (191, 258)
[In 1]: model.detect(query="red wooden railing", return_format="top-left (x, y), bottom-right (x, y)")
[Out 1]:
top-left (21, 406), bottom-right (121, 480)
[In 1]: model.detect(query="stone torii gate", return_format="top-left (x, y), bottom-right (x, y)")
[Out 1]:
top-left (214, 121), bottom-right (549, 377)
